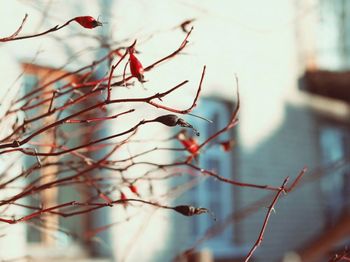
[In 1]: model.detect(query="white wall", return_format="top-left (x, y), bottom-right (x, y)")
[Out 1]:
top-left (0, 48), bottom-right (27, 261)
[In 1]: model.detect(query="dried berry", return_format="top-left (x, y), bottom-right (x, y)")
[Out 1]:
top-left (173, 205), bottom-right (209, 217)
top-left (120, 192), bottom-right (127, 201)
top-left (177, 131), bottom-right (200, 155)
top-left (74, 16), bottom-right (102, 29)
top-left (180, 138), bottom-right (199, 154)
top-left (129, 46), bottom-right (144, 82)
top-left (120, 192), bottom-right (127, 208)
top-left (154, 114), bottom-right (179, 126)
top-left (153, 114), bottom-right (199, 136)
top-left (220, 139), bottom-right (235, 152)
top-left (177, 118), bottom-right (200, 136)
top-left (129, 184), bottom-right (138, 194)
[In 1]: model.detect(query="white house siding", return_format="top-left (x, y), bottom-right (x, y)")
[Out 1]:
top-left (238, 105), bottom-right (324, 262)
top-left (0, 47), bottom-right (27, 260)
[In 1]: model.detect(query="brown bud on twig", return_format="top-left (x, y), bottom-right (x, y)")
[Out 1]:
top-left (173, 205), bottom-right (214, 220)
top-left (153, 114), bottom-right (200, 136)
top-left (180, 19), bottom-right (196, 33)
top-left (176, 118), bottom-right (200, 136)
top-left (153, 114), bottom-right (179, 126)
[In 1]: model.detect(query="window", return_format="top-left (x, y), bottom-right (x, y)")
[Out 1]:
top-left (187, 98), bottom-right (239, 257)
top-left (319, 124), bottom-right (350, 225)
top-left (317, 0), bottom-right (350, 70)
top-left (21, 63), bottom-right (91, 258)
top-left (299, 1), bottom-right (350, 103)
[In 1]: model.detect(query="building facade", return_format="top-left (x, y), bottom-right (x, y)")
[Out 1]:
top-left (0, 1), bottom-right (349, 262)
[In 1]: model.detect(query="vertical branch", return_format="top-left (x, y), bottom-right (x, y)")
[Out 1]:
top-left (47, 90), bottom-right (56, 113)
top-left (107, 50), bottom-right (128, 101)
top-left (244, 177), bottom-right (289, 262)
top-left (0, 13), bottom-right (28, 41)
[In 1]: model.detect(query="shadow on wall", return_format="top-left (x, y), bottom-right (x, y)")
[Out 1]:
top-left (236, 102), bottom-right (350, 262)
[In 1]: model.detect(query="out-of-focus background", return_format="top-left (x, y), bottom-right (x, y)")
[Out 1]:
top-left (0, 0), bottom-right (349, 261)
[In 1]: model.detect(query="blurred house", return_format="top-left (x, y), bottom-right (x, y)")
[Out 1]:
top-left (0, 1), bottom-right (349, 262)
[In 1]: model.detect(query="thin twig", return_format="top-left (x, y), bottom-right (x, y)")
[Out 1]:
top-left (244, 177), bottom-right (289, 262)
top-left (0, 14), bottom-right (28, 42)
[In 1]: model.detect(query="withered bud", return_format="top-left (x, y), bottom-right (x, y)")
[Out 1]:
top-left (180, 19), bottom-right (195, 33)
top-left (153, 114), bottom-right (200, 136)
top-left (176, 118), bottom-right (200, 136)
top-left (173, 205), bottom-right (209, 217)
top-left (153, 114), bottom-right (179, 126)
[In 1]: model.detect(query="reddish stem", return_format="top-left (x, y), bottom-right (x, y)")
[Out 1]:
top-left (244, 177), bottom-right (289, 262)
